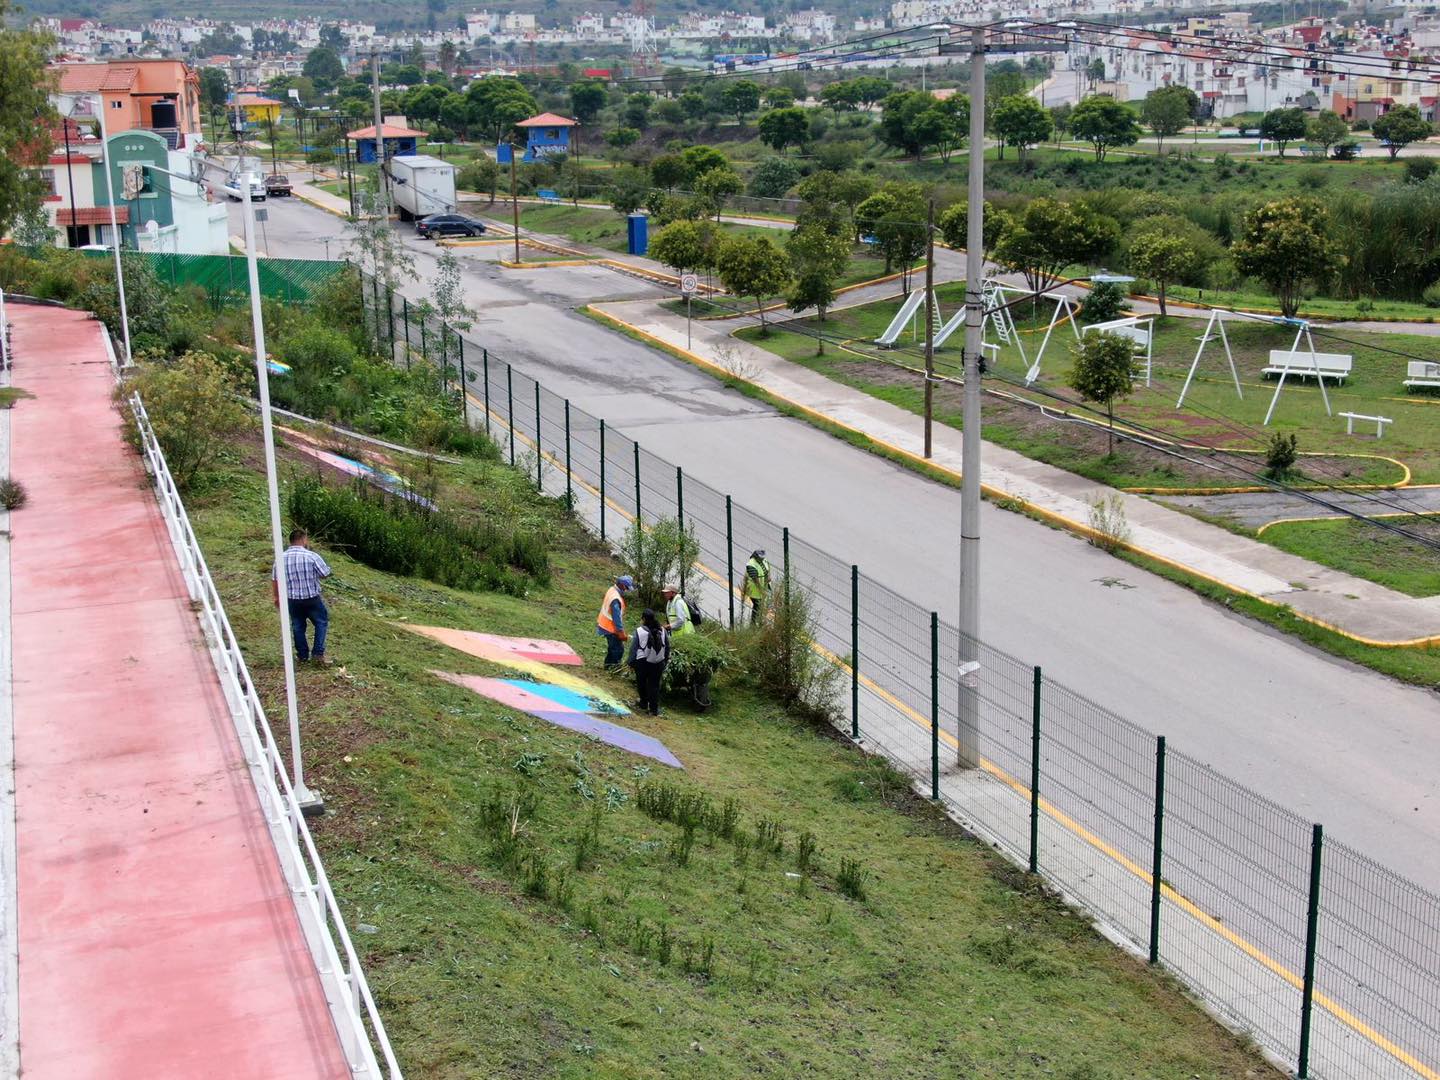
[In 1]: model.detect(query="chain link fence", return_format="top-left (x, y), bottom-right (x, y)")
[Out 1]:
top-left (363, 273), bottom-right (1440, 1080)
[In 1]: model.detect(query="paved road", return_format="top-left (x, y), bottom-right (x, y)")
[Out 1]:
top-left (237, 196), bottom-right (1440, 893)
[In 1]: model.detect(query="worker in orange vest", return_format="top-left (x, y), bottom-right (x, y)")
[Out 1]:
top-left (597, 574), bottom-right (634, 669)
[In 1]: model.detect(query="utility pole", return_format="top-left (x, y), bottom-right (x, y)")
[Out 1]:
top-left (923, 198), bottom-right (935, 458)
top-left (510, 147), bottom-right (520, 263)
top-left (957, 24), bottom-right (985, 769)
top-left (371, 48), bottom-right (389, 217)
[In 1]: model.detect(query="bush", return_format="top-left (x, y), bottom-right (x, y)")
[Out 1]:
top-left (748, 156), bottom-right (801, 199)
top-left (1078, 280), bottom-right (1130, 324)
top-left (1086, 492), bottom-right (1132, 554)
top-left (1264, 432), bottom-right (1299, 480)
top-left (1407, 158), bottom-right (1439, 184)
top-left (122, 351), bottom-right (250, 490)
top-left (287, 475), bottom-right (549, 595)
top-left (0, 479), bottom-right (26, 510)
top-left (732, 582), bottom-right (837, 715)
top-left (1422, 281), bottom-right (1440, 308)
top-left (661, 631), bottom-right (733, 694)
top-left (619, 515), bottom-right (700, 610)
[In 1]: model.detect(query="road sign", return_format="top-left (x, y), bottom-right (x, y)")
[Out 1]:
top-left (680, 273), bottom-right (697, 295)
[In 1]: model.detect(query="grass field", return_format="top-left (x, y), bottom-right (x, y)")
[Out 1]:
top-left (1259, 514), bottom-right (1440, 598)
top-left (513, 205), bottom-right (782, 255)
top-left (186, 422), bottom-right (1282, 1078)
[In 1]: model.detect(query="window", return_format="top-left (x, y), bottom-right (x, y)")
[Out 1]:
top-left (39, 168), bottom-right (56, 196)
top-left (110, 99), bottom-right (122, 109)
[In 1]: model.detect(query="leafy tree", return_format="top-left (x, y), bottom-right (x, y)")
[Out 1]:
top-left (199, 68), bottom-right (229, 112)
top-left (1126, 229), bottom-right (1201, 315)
top-left (852, 76), bottom-right (892, 108)
top-left (128, 351), bottom-right (249, 490)
top-left (749, 156), bottom-right (800, 199)
top-left (606, 127), bottom-right (640, 150)
top-left (1049, 102), bottom-right (1073, 144)
top-left (624, 93), bottom-right (651, 131)
top-left (649, 219), bottom-right (715, 274)
top-left (1078, 280), bottom-right (1130, 324)
top-left (606, 165), bottom-right (649, 214)
top-left (440, 92), bottom-right (471, 138)
top-left (1141, 85), bottom-right (1195, 152)
top-left (653, 99), bottom-right (685, 125)
top-left (713, 234), bottom-right (791, 328)
top-left (721, 80), bottom-right (762, 123)
top-left (457, 157), bottom-right (500, 201)
top-left (1086, 58), bottom-right (1106, 90)
top-left (0, 3), bottom-right (54, 240)
top-left (695, 166), bottom-right (743, 220)
top-left (786, 224), bottom-right (852, 350)
top-left (938, 200), bottom-right (1008, 258)
top-left (1306, 110), bottom-right (1349, 156)
top-left (992, 197), bottom-right (1119, 291)
top-left (437, 40), bottom-right (458, 76)
top-left (679, 90), bottom-right (707, 120)
top-left (757, 107), bottom-right (810, 153)
top-left (763, 85), bottom-right (795, 109)
top-left (1373, 105), bottom-right (1433, 158)
top-left (319, 24), bottom-right (345, 51)
top-left (650, 153), bottom-right (688, 190)
top-left (569, 80), bottom-right (607, 125)
top-left (990, 94), bottom-right (1051, 162)
top-left (466, 77), bottom-right (538, 143)
top-left (679, 144), bottom-right (727, 182)
top-left (1067, 332), bottom-right (1136, 455)
top-left (1230, 196), bottom-right (1341, 317)
top-left (796, 169), bottom-right (872, 237)
top-left (878, 90), bottom-right (943, 160)
top-left (405, 82), bottom-right (450, 122)
top-left (855, 182), bottom-right (927, 287)
top-left (1259, 107), bottom-right (1307, 157)
top-left (1069, 96), bottom-right (1140, 161)
top-left (821, 80), bottom-right (861, 112)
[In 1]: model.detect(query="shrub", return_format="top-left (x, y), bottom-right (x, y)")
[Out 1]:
top-left (1407, 158), bottom-right (1439, 184)
top-left (286, 474), bottom-right (549, 594)
top-left (661, 630), bottom-right (733, 694)
top-left (748, 156), bottom-right (800, 199)
top-left (0, 479), bottom-right (26, 510)
top-left (1086, 492), bottom-right (1132, 554)
top-left (618, 515), bottom-right (699, 610)
top-left (122, 350), bottom-right (250, 490)
top-left (1422, 282), bottom-right (1440, 308)
top-left (1078, 280), bottom-right (1130, 324)
top-left (1264, 432), bottom-right (1300, 480)
top-left (732, 581), bottom-right (837, 715)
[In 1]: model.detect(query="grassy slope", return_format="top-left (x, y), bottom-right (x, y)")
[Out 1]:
top-left (189, 434), bottom-right (1277, 1079)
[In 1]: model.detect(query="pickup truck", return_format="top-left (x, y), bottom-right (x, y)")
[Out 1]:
top-left (264, 173), bottom-right (292, 197)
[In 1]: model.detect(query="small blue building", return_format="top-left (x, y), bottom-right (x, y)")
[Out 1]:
top-left (516, 112), bottom-right (578, 162)
top-left (348, 123), bottom-right (423, 166)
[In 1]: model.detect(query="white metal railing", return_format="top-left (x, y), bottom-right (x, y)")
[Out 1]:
top-left (1, 289), bottom-right (9, 370)
top-left (126, 391), bottom-right (402, 1078)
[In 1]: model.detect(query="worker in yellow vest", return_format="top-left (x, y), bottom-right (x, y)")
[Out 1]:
top-left (662, 583), bottom-right (694, 636)
top-left (597, 574), bottom-right (634, 669)
top-left (743, 549), bottom-right (771, 623)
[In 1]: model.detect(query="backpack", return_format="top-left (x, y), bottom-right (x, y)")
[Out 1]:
top-left (684, 596), bottom-right (704, 627)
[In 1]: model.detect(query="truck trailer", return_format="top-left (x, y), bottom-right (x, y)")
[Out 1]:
top-left (387, 155), bottom-right (458, 222)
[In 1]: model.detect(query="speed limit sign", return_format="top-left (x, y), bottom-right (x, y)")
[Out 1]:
top-left (680, 273), bottom-right (698, 295)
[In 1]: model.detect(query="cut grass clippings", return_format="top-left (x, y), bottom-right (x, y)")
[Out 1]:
top-left (188, 429), bottom-right (1283, 1079)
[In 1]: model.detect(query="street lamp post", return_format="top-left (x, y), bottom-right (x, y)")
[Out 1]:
top-left (89, 94), bottom-right (133, 366)
top-left (239, 187), bottom-right (323, 815)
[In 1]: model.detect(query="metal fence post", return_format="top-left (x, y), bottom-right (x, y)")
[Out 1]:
top-left (599, 419), bottom-right (607, 541)
top-left (782, 527), bottom-right (790, 607)
top-left (458, 338), bottom-right (468, 428)
top-left (506, 364), bottom-right (515, 466)
top-left (564, 399), bottom-right (572, 510)
top-left (420, 318), bottom-right (428, 365)
top-left (1298, 823), bottom-right (1325, 1078)
top-left (930, 611), bottom-right (940, 801)
top-left (534, 382), bottom-right (542, 490)
top-left (851, 564), bottom-right (859, 740)
top-left (402, 296), bottom-right (411, 361)
top-left (440, 323), bottom-right (449, 394)
top-left (1030, 665), bottom-right (1042, 874)
top-left (386, 288), bottom-right (394, 354)
top-left (633, 441), bottom-right (641, 525)
top-left (1149, 735), bottom-right (1167, 965)
top-left (725, 495), bottom-right (735, 628)
top-left (482, 348), bottom-right (490, 436)
top-left (676, 465), bottom-right (684, 527)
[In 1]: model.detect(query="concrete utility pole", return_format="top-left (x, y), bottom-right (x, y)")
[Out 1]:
top-left (371, 49), bottom-right (389, 217)
top-left (923, 198), bottom-right (935, 458)
top-left (957, 24), bottom-right (985, 769)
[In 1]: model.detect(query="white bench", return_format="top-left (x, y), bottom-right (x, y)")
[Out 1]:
top-left (1262, 350), bottom-right (1352, 382)
top-left (1404, 360), bottom-right (1440, 390)
top-left (1084, 319), bottom-right (1151, 348)
top-left (1338, 411), bottom-right (1392, 437)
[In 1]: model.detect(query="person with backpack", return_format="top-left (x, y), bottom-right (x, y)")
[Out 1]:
top-left (662, 583), bottom-right (696, 636)
top-left (628, 608), bottom-right (670, 717)
top-left (743, 549), bottom-right (771, 624)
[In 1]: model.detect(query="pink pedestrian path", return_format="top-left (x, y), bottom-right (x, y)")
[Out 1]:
top-left (7, 304), bottom-right (349, 1077)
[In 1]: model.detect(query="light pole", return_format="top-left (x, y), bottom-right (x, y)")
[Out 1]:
top-left (240, 187), bottom-right (323, 815)
top-left (87, 94), bottom-right (133, 366)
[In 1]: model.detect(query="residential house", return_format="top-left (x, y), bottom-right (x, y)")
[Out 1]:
top-left (51, 59), bottom-right (202, 150)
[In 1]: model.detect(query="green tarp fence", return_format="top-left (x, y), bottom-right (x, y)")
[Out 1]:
top-left (79, 251), bottom-right (344, 304)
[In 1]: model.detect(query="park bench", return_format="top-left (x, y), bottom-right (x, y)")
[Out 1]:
top-left (536, 189), bottom-right (561, 203)
top-left (1338, 411), bottom-right (1392, 437)
top-left (1084, 318), bottom-right (1151, 349)
top-left (1262, 350), bottom-right (1352, 383)
top-left (1404, 360), bottom-right (1440, 390)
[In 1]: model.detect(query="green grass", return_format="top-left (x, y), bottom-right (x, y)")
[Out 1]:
top-left (1162, 285), bottom-right (1439, 322)
top-left (188, 427), bottom-right (1283, 1077)
top-left (1260, 514), bottom-right (1440, 598)
top-left (514, 205), bottom-right (784, 256)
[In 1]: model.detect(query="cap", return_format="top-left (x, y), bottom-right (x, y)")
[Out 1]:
top-left (752, 549), bottom-right (766, 559)
top-left (662, 582), bottom-right (679, 594)
top-left (616, 575), bottom-right (634, 589)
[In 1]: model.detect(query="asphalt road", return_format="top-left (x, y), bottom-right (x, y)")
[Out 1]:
top-left (237, 195), bottom-right (1440, 893)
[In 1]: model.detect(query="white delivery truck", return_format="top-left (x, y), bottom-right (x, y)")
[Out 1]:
top-left (387, 155), bottom-right (458, 222)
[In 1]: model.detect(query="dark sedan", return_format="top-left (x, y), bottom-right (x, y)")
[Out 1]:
top-left (416, 213), bottom-right (487, 239)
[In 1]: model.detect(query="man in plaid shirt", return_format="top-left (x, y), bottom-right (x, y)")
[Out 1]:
top-left (272, 528), bottom-right (333, 665)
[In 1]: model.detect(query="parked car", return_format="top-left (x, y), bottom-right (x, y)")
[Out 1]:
top-left (416, 213), bottom-right (486, 239)
top-left (263, 173), bottom-right (292, 197)
top-left (222, 170), bottom-right (265, 201)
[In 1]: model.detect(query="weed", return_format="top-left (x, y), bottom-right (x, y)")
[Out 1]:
top-left (669, 821), bottom-right (697, 866)
top-left (573, 803), bottom-right (603, 871)
top-left (708, 797), bottom-right (740, 840)
top-left (732, 829), bottom-right (751, 869)
top-left (755, 815), bottom-right (785, 855)
top-left (837, 856), bottom-right (870, 901)
top-left (1264, 431), bottom-right (1299, 480)
top-left (522, 849), bottom-right (550, 900)
top-left (1087, 491), bottom-right (1132, 554)
top-left (0, 479), bottom-right (26, 510)
top-left (795, 830), bottom-right (818, 875)
top-left (512, 752), bottom-right (545, 777)
top-left (656, 922), bottom-right (673, 967)
top-left (681, 935), bottom-right (716, 977)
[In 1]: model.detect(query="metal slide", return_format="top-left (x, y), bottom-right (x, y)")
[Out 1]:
top-left (874, 289), bottom-right (927, 347)
top-left (934, 309), bottom-right (965, 348)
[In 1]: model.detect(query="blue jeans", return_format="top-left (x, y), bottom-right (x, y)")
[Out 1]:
top-left (288, 594), bottom-right (329, 660)
top-left (599, 628), bottom-right (624, 667)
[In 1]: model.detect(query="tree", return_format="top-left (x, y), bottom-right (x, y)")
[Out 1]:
top-left (1049, 102), bottom-right (1073, 144)
top-left (786, 225), bottom-right (852, 350)
top-left (749, 156), bottom-right (800, 199)
top-left (938, 200), bottom-right (1009, 258)
top-left (990, 94), bottom-right (1052, 162)
top-left (853, 76), bottom-right (891, 109)
top-left (437, 40), bottom-right (458, 76)
top-left (1067, 332), bottom-right (1136, 455)
top-left (606, 165), bottom-right (649, 214)
top-left (0, 3), bottom-right (54, 240)
top-left (1373, 105), bottom-right (1433, 158)
top-left (1126, 230), bottom-right (1199, 315)
top-left (649, 219), bottom-right (715, 274)
top-left (1069, 96), bottom-right (1140, 161)
top-left (820, 80), bottom-right (861, 112)
top-left (992, 197), bottom-right (1119, 291)
top-left (319, 24), bottom-right (345, 51)
top-left (1141, 85), bottom-right (1195, 152)
top-left (440, 92), bottom-right (471, 138)
top-left (721, 80), bottom-right (762, 123)
top-left (624, 93), bottom-right (651, 131)
top-left (1259, 107), bottom-right (1307, 157)
top-left (1306, 110), bottom-right (1349, 156)
top-left (606, 127), bottom-right (640, 151)
top-left (763, 85), bottom-right (795, 109)
top-left (650, 153), bottom-right (688, 190)
top-left (128, 351), bottom-right (250, 490)
top-left (695, 166), bottom-right (743, 221)
top-left (855, 182), bottom-right (927, 288)
top-left (569, 80), bottom-right (607, 126)
top-left (1086, 58), bottom-right (1106, 90)
top-left (679, 90), bottom-right (707, 121)
top-left (878, 90), bottom-right (942, 160)
top-left (1230, 196), bottom-right (1341, 318)
top-left (199, 67), bottom-right (229, 111)
top-left (713, 235), bottom-right (791, 328)
top-left (757, 107), bottom-right (810, 153)
top-left (679, 144), bottom-right (727, 182)
top-left (466, 77), bottom-right (538, 143)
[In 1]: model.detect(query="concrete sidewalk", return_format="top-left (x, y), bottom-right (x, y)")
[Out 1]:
top-left (592, 298), bottom-right (1440, 646)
